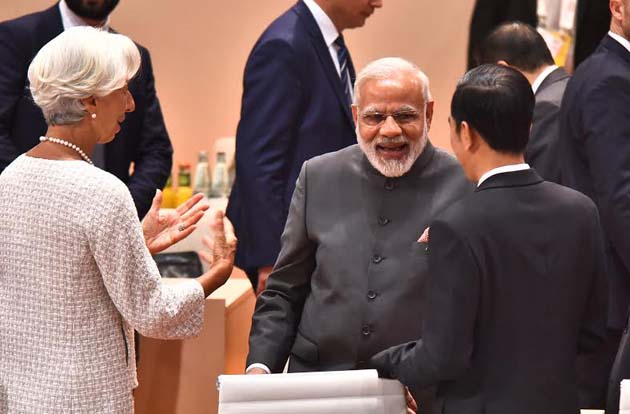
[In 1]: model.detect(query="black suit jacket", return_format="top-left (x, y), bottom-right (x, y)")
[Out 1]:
top-left (226, 1), bottom-right (357, 274)
top-left (468, 0), bottom-right (610, 69)
top-left (0, 5), bottom-right (173, 218)
top-left (370, 170), bottom-right (608, 414)
top-left (559, 34), bottom-right (630, 330)
top-left (528, 66), bottom-right (570, 183)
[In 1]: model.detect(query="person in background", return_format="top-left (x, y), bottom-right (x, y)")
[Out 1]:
top-left (226, 0), bottom-right (383, 293)
top-left (0, 0), bottom-right (173, 219)
top-left (475, 22), bottom-right (569, 183)
top-left (0, 27), bottom-right (236, 413)
top-left (246, 58), bottom-right (470, 412)
top-left (369, 64), bottom-right (607, 414)
top-left (559, 0), bottom-right (630, 410)
top-left (467, 0), bottom-right (610, 71)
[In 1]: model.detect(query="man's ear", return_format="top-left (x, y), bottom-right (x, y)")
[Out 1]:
top-left (460, 121), bottom-right (478, 152)
top-left (497, 60), bottom-right (510, 67)
top-left (352, 104), bottom-right (358, 125)
top-left (81, 96), bottom-right (97, 118)
top-left (425, 101), bottom-right (434, 131)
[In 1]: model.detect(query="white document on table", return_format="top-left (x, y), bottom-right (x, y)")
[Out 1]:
top-left (217, 369), bottom-right (406, 414)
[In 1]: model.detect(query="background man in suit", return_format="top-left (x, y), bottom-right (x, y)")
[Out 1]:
top-left (0, 0), bottom-right (173, 219)
top-left (226, 0), bottom-right (382, 293)
top-left (475, 22), bottom-right (569, 183)
top-left (370, 64), bottom-right (607, 414)
top-left (246, 58), bottom-right (470, 409)
top-left (560, 0), bottom-right (630, 410)
top-left (467, 0), bottom-right (610, 71)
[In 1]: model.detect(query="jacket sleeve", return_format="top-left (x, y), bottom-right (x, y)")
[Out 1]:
top-left (126, 47), bottom-right (173, 219)
top-left (582, 75), bottom-right (630, 276)
top-left (87, 180), bottom-right (205, 339)
top-left (246, 162), bottom-right (316, 373)
top-left (233, 38), bottom-right (303, 269)
top-left (0, 22), bottom-right (29, 172)
top-left (369, 219), bottom-right (480, 391)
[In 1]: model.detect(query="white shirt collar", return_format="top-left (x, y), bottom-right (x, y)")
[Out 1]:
top-left (59, 0), bottom-right (110, 31)
top-left (477, 163), bottom-right (530, 187)
top-left (303, 0), bottom-right (340, 48)
top-left (531, 65), bottom-right (558, 94)
top-left (608, 31), bottom-right (630, 54)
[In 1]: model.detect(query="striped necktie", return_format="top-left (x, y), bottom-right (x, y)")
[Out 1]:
top-left (334, 35), bottom-right (352, 106)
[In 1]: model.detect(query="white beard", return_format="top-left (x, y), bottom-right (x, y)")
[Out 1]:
top-left (357, 126), bottom-right (427, 178)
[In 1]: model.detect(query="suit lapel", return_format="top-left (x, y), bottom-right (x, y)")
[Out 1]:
top-left (35, 5), bottom-right (65, 50)
top-left (293, 1), bottom-right (354, 126)
top-left (476, 169), bottom-right (544, 192)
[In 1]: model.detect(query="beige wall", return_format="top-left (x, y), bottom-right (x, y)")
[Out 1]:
top-left (0, 0), bottom-right (475, 173)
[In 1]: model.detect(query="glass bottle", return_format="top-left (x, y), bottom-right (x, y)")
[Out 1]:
top-left (193, 151), bottom-right (211, 197)
top-left (210, 152), bottom-right (228, 198)
top-left (175, 163), bottom-right (193, 206)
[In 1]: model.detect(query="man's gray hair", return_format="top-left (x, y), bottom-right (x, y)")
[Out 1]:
top-left (353, 57), bottom-right (432, 105)
top-left (28, 26), bottom-right (141, 126)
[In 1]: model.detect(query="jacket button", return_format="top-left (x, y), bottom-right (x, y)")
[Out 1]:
top-left (378, 216), bottom-right (390, 226)
top-left (367, 290), bottom-right (377, 300)
top-left (384, 182), bottom-right (395, 191)
top-left (361, 325), bottom-right (371, 336)
top-left (372, 254), bottom-right (383, 264)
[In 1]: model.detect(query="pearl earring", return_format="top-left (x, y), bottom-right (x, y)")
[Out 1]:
top-left (91, 113), bottom-right (96, 119)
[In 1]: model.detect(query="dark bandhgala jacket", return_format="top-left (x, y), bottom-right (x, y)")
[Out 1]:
top-left (370, 169), bottom-right (608, 414)
top-left (0, 4), bottom-right (173, 218)
top-left (247, 143), bottom-right (471, 406)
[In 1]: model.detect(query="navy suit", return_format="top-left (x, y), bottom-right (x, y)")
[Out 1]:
top-left (226, 1), bottom-right (356, 282)
top-left (0, 4), bottom-right (173, 219)
top-left (560, 34), bottom-right (630, 412)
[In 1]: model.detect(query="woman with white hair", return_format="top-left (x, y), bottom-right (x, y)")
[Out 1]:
top-left (0, 26), bottom-right (236, 412)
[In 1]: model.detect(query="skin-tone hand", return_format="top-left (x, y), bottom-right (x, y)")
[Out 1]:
top-left (196, 211), bottom-right (237, 297)
top-left (256, 265), bottom-right (273, 295)
top-left (142, 191), bottom-right (209, 255)
top-left (246, 367), bottom-right (268, 375)
top-left (405, 387), bottom-right (418, 414)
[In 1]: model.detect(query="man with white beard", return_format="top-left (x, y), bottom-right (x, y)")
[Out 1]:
top-left (245, 57), bottom-right (470, 410)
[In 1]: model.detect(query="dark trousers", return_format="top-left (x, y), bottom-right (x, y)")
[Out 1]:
top-left (577, 328), bottom-right (623, 411)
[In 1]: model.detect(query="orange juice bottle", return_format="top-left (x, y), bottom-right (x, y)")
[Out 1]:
top-left (160, 174), bottom-right (176, 209)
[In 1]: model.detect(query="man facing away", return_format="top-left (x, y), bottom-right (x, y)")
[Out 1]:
top-left (370, 64), bottom-right (608, 414)
top-left (0, 0), bottom-right (173, 219)
top-left (476, 22), bottom-right (569, 184)
top-left (226, 0), bottom-right (383, 293)
top-left (245, 57), bottom-right (470, 410)
top-left (559, 0), bottom-right (630, 411)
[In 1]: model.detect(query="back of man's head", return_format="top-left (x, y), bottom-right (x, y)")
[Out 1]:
top-left (451, 64), bottom-right (534, 154)
top-left (475, 22), bottom-right (554, 73)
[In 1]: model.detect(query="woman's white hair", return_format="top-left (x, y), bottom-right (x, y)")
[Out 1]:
top-left (353, 57), bottom-right (432, 105)
top-left (28, 26), bottom-right (141, 126)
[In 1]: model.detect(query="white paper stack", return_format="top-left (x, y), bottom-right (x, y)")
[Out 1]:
top-left (620, 379), bottom-right (630, 414)
top-left (217, 369), bottom-right (407, 414)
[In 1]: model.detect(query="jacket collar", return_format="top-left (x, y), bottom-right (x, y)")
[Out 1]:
top-left (599, 34), bottom-right (630, 65)
top-left (536, 67), bottom-right (570, 95)
top-left (476, 168), bottom-right (543, 192)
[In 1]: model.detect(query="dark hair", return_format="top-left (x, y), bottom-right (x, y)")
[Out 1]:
top-left (475, 22), bottom-right (554, 72)
top-left (451, 64), bottom-right (534, 154)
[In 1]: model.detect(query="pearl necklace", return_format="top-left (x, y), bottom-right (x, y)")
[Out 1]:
top-left (39, 136), bottom-right (94, 165)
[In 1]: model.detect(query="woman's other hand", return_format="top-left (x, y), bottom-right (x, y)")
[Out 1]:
top-left (142, 190), bottom-right (209, 255)
top-left (197, 210), bottom-right (237, 296)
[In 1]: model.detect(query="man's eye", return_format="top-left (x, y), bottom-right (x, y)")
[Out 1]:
top-left (394, 113), bottom-right (418, 123)
top-left (364, 114), bottom-right (384, 124)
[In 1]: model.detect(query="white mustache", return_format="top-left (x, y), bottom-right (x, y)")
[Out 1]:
top-left (374, 135), bottom-right (409, 146)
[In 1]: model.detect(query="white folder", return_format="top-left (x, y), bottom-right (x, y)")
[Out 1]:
top-left (217, 369), bottom-right (407, 414)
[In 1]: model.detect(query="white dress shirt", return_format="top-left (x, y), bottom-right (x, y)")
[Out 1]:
top-left (59, 0), bottom-right (110, 30)
top-left (608, 31), bottom-right (630, 54)
top-left (303, 0), bottom-right (354, 100)
top-left (477, 163), bottom-right (531, 187)
top-left (532, 64), bottom-right (559, 94)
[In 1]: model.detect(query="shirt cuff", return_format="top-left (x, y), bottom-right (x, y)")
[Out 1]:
top-left (246, 363), bottom-right (271, 374)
